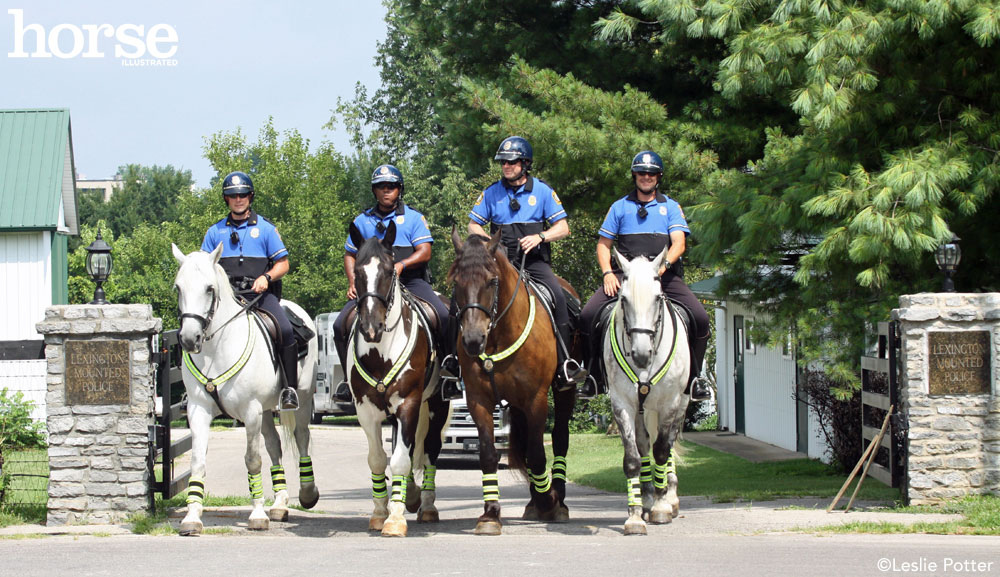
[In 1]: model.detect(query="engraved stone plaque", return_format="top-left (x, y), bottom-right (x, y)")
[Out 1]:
top-left (928, 331), bottom-right (991, 395)
top-left (65, 340), bottom-right (131, 405)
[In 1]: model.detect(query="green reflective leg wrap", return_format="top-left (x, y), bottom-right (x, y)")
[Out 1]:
top-left (391, 475), bottom-right (407, 503)
top-left (482, 473), bottom-right (500, 502)
top-left (627, 477), bottom-right (642, 507)
top-left (371, 472), bottom-right (388, 499)
top-left (422, 465), bottom-right (437, 492)
top-left (248, 472), bottom-right (264, 500)
top-left (270, 465), bottom-right (287, 493)
top-left (552, 456), bottom-right (567, 483)
top-left (299, 456), bottom-right (314, 484)
top-left (529, 469), bottom-right (551, 494)
top-left (186, 476), bottom-right (205, 505)
top-left (653, 461), bottom-right (668, 490)
top-left (667, 449), bottom-right (676, 475)
top-left (640, 456), bottom-right (653, 483)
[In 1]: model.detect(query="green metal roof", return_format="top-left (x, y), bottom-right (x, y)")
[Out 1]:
top-left (690, 275), bottom-right (723, 300)
top-left (0, 109), bottom-right (78, 234)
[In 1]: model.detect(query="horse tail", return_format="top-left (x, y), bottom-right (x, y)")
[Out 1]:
top-left (505, 407), bottom-right (530, 479)
top-left (279, 410), bottom-right (299, 464)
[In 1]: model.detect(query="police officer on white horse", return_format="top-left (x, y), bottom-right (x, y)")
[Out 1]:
top-left (578, 151), bottom-right (712, 401)
top-left (201, 171), bottom-right (301, 410)
top-left (464, 136), bottom-right (589, 393)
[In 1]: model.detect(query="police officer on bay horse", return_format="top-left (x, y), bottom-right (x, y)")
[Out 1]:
top-left (463, 136), bottom-right (590, 394)
top-left (332, 164), bottom-right (461, 399)
top-left (578, 151), bottom-right (712, 401)
top-left (200, 171), bottom-right (301, 410)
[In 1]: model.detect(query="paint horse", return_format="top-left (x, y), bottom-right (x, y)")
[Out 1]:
top-left (172, 243), bottom-right (319, 535)
top-left (603, 247), bottom-right (688, 535)
top-left (347, 222), bottom-right (450, 537)
top-left (449, 228), bottom-right (577, 535)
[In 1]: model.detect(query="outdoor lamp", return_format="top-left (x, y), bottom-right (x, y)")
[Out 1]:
top-left (934, 233), bottom-right (961, 293)
top-left (85, 231), bottom-right (113, 304)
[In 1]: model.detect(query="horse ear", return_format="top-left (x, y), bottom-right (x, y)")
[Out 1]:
top-left (382, 220), bottom-right (397, 249)
top-left (348, 222), bottom-right (365, 252)
top-left (451, 224), bottom-right (464, 252)
top-left (614, 247), bottom-right (631, 276)
top-left (171, 243), bottom-right (187, 264)
top-left (651, 245), bottom-right (669, 273)
top-left (487, 227), bottom-right (503, 255)
top-left (210, 242), bottom-right (224, 265)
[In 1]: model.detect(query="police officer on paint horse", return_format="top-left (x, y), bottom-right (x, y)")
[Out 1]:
top-left (462, 135), bottom-right (591, 395)
top-left (578, 151), bottom-right (712, 401)
top-left (332, 164), bottom-right (462, 401)
top-left (201, 171), bottom-right (301, 410)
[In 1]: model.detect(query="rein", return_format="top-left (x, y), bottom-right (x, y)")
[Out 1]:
top-left (356, 269), bottom-right (403, 332)
top-left (181, 314), bottom-right (257, 417)
top-left (609, 294), bottom-right (680, 414)
top-left (351, 270), bottom-right (420, 394)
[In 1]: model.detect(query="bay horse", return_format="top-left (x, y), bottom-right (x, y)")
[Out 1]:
top-left (347, 221), bottom-right (450, 537)
top-left (604, 247), bottom-right (688, 535)
top-left (449, 228), bottom-right (577, 535)
top-left (172, 243), bottom-right (319, 535)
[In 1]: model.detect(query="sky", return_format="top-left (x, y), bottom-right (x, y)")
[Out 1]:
top-left (1, 1), bottom-right (388, 187)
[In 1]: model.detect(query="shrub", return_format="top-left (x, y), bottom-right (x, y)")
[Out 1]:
top-left (798, 371), bottom-right (862, 473)
top-left (0, 388), bottom-right (47, 477)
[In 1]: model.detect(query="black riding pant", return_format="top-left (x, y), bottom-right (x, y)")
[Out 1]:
top-left (522, 260), bottom-right (569, 328)
top-left (258, 292), bottom-right (294, 347)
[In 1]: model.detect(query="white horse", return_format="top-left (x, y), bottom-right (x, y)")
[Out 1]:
top-left (604, 246), bottom-right (689, 536)
top-left (172, 243), bottom-right (319, 535)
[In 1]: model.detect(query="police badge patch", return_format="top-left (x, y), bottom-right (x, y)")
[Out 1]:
top-left (552, 191), bottom-right (562, 205)
top-left (528, 195), bottom-right (537, 206)
top-left (396, 215), bottom-right (405, 225)
top-left (250, 228), bottom-right (260, 238)
top-left (659, 206), bottom-right (667, 216)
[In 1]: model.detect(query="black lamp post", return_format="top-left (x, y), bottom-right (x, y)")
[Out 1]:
top-left (85, 231), bottom-right (113, 304)
top-left (934, 233), bottom-right (961, 293)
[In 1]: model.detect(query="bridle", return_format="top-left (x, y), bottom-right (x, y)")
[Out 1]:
top-left (356, 260), bottom-right (403, 334)
top-left (620, 276), bottom-right (667, 349)
top-left (455, 252), bottom-right (527, 350)
top-left (177, 280), bottom-right (263, 343)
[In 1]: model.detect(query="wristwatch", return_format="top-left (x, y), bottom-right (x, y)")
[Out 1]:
top-left (538, 232), bottom-right (546, 243)
top-left (263, 273), bottom-right (272, 283)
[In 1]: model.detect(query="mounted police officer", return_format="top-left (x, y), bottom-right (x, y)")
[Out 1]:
top-left (579, 151), bottom-right (712, 401)
top-left (463, 136), bottom-right (589, 393)
top-left (200, 171), bottom-right (301, 410)
top-left (332, 164), bottom-right (461, 400)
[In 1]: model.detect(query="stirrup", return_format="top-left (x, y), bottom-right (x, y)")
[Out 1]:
top-left (576, 374), bottom-right (598, 399)
top-left (440, 379), bottom-right (463, 401)
top-left (279, 388), bottom-right (299, 411)
top-left (440, 354), bottom-right (461, 381)
top-left (332, 380), bottom-right (352, 403)
top-left (555, 359), bottom-right (588, 391)
top-left (688, 376), bottom-right (712, 402)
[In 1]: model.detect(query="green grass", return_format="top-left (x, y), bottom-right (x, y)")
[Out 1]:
top-left (0, 449), bottom-right (49, 527)
top-left (556, 433), bottom-right (900, 503)
top-left (810, 496), bottom-right (1000, 535)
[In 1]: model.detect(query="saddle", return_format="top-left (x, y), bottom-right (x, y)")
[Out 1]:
top-left (522, 274), bottom-right (582, 331)
top-left (343, 288), bottom-right (442, 353)
top-left (238, 295), bottom-right (315, 367)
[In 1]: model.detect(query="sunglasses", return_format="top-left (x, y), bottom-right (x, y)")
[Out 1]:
top-left (634, 171), bottom-right (658, 177)
top-left (499, 159), bottom-right (521, 166)
top-left (228, 192), bottom-right (251, 199)
top-left (374, 183), bottom-right (401, 191)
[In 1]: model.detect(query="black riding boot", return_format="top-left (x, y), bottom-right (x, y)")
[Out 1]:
top-left (439, 316), bottom-right (463, 400)
top-left (576, 331), bottom-right (599, 399)
top-left (332, 332), bottom-right (352, 403)
top-left (684, 332), bottom-right (712, 402)
top-left (554, 323), bottom-right (589, 393)
top-left (279, 343), bottom-right (300, 411)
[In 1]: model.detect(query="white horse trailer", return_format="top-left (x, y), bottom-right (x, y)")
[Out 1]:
top-left (312, 311), bottom-right (355, 422)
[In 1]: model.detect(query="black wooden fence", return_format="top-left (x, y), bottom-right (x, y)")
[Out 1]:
top-left (860, 321), bottom-right (906, 491)
top-left (148, 329), bottom-right (191, 505)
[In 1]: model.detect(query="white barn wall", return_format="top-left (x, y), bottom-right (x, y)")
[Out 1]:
top-left (0, 360), bottom-right (47, 422)
top-left (1, 231), bottom-right (51, 340)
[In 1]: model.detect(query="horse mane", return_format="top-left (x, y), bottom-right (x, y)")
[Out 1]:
top-left (447, 233), bottom-right (498, 284)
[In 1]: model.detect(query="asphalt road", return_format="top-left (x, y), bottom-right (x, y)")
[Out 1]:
top-left (3, 426), bottom-right (999, 577)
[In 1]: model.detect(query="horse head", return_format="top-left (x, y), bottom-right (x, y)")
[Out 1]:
top-left (351, 221), bottom-right (398, 342)
top-left (615, 246), bottom-right (669, 369)
top-left (450, 225), bottom-right (504, 356)
top-left (172, 242), bottom-right (228, 354)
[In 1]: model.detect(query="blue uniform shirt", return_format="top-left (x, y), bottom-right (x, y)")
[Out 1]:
top-left (469, 176), bottom-right (566, 263)
top-left (599, 191), bottom-right (689, 270)
top-left (345, 203), bottom-right (433, 280)
top-left (202, 211), bottom-right (288, 280)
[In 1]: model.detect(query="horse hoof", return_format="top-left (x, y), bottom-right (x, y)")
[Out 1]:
top-left (553, 504), bottom-right (569, 522)
top-left (369, 516), bottom-right (387, 532)
top-left (249, 517), bottom-right (269, 531)
top-left (179, 521), bottom-right (203, 536)
top-left (381, 519), bottom-right (408, 537)
top-left (671, 503), bottom-right (680, 517)
top-left (474, 520), bottom-right (502, 536)
top-left (649, 509), bottom-right (673, 524)
top-left (522, 504), bottom-right (539, 521)
top-left (268, 507), bottom-right (289, 522)
top-left (299, 486), bottom-right (320, 510)
top-left (624, 520), bottom-right (648, 536)
top-left (417, 509), bottom-right (440, 523)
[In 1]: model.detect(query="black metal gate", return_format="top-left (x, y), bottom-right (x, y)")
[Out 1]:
top-left (860, 321), bottom-right (906, 491)
top-left (148, 329), bottom-right (191, 506)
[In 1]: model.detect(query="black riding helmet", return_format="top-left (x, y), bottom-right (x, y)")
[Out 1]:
top-left (494, 136), bottom-right (533, 173)
top-left (371, 164), bottom-right (404, 197)
top-left (222, 171), bottom-right (254, 202)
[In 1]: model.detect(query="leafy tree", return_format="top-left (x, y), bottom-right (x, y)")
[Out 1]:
top-left (0, 388), bottom-right (46, 484)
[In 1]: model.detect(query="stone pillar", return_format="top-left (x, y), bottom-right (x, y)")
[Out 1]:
top-left (892, 293), bottom-right (1000, 504)
top-left (36, 304), bottom-right (162, 526)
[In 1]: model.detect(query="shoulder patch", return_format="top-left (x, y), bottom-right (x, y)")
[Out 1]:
top-left (678, 204), bottom-right (686, 220)
top-left (552, 191), bottom-right (561, 205)
top-left (422, 215), bottom-right (428, 227)
top-left (475, 193), bottom-right (484, 205)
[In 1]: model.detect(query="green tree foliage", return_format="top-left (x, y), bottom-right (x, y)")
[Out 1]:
top-left (597, 0), bottom-right (1000, 387)
top-left (0, 388), bottom-right (46, 453)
